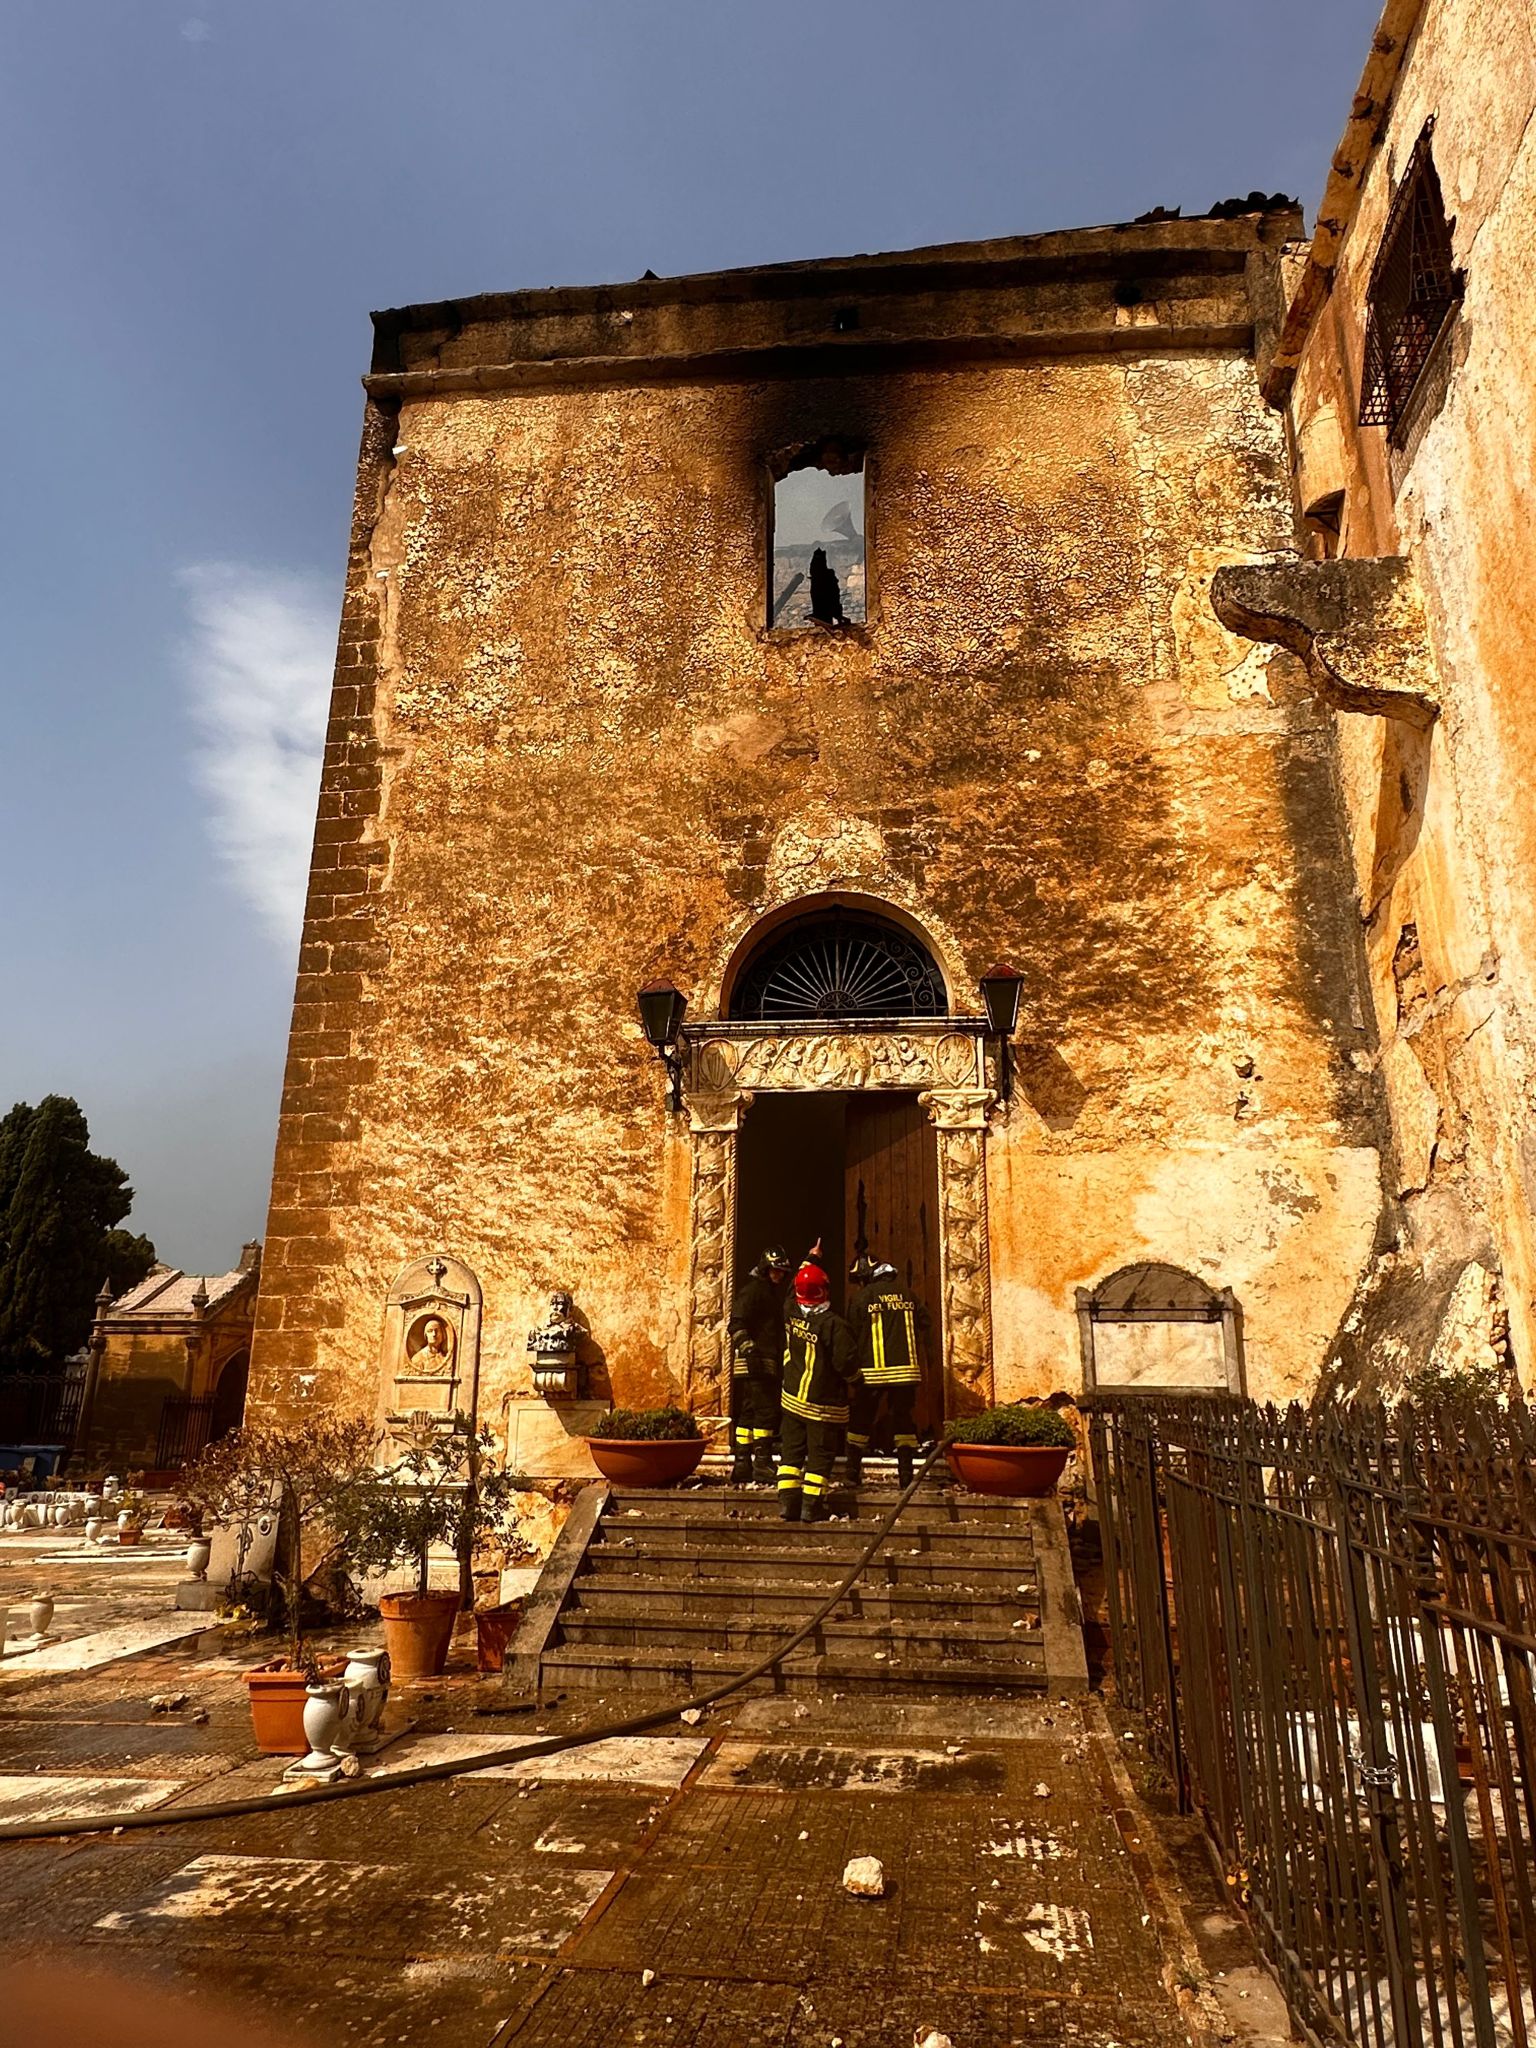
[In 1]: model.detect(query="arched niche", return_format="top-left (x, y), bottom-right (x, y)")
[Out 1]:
top-left (209, 1350), bottom-right (249, 1441)
top-left (1077, 1262), bottom-right (1245, 1395)
top-left (717, 892), bottom-right (962, 1020)
top-left (380, 1253), bottom-right (484, 1429)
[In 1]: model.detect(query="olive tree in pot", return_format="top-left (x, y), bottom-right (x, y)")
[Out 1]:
top-left (178, 1414), bottom-right (381, 1754)
top-left (942, 1401), bottom-right (1078, 1497)
top-left (347, 1416), bottom-right (523, 1680)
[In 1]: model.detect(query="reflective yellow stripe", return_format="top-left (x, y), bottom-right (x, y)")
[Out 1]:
top-left (871, 1313), bottom-right (885, 1380)
top-left (781, 1395), bottom-right (849, 1423)
top-left (777, 1465), bottom-right (802, 1487)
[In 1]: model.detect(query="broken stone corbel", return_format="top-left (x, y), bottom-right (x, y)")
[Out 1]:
top-left (1209, 555), bottom-right (1439, 730)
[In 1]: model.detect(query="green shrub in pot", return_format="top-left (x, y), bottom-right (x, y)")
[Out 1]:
top-left (594, 1406), bottom-right (702, 1442)
top-left (942, 1403), bottom-right (1076, 1449)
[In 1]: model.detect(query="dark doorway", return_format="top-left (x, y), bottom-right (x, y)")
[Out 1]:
top-left (736, 1094), bottom-right (849, 1307)
top-left (734, 1092), bottom-right (944, 1433)
top-left (209, 1350), bottom-right (249, 1442)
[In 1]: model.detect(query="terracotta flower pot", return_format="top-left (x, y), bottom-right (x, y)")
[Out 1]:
top-left (584, 1436), bottom-right (706, 1488)
top-left (117, 1524), bottom-right (144, 1547)
top-left (474, 1600), bottom-right (525, 1674)
top-left (943, 1442), bottom-right (1072, 1497)
top-left (378, 1590), bottom-right (460, 1679)
top-left (246, 1661), bottom-right (316, 1754)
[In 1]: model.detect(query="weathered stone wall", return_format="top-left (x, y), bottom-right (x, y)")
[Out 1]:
top-left (252, 225), bottom-right (1384, 1437)
top-left (1286, 0), bottom-right (1536, 1384)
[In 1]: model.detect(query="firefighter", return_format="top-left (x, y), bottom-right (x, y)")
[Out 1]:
top-left (846, 1260), bottom-right (929, 1489)
top-left (726, 1243), bottom-right (791, 1484)
top-left (777, 1251), bottom-right (860, 1523)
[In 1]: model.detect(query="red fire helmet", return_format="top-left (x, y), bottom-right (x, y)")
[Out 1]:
top-left (793, 1257), bottom-right (830, 1306)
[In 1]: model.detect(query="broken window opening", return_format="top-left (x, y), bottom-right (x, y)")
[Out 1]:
top-left (1303, 490), bottom-right (1346, 562)
top-left (1359, 121), bottom-right (1463, 440)
top-left (769, 443), bottom-right (866, 630)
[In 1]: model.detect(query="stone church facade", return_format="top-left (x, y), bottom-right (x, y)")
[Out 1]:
top-left (250, 201), bottom-right (1410, 1460)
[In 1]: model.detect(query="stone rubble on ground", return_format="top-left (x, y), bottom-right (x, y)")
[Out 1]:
top-left (842, 1855), bottom-right (885, 1898)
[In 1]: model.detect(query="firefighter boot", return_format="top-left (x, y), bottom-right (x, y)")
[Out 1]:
top-left (896, 1445), bottom-right (916, 1490)
top-left (751, 1440), bottom-right (776, 1486)
top-left (803, 1495), bottom-right (831, 1524)
top-left (730, 1444), bottom-right (752, 1486)
top-left (844, 1447), bottom-right (864, 1487)
top-left (779, 1487), bottom-right (802, 1523)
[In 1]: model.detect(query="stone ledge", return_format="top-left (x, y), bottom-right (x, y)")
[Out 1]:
top-left (1210, 554), bottom-right (1439, 729)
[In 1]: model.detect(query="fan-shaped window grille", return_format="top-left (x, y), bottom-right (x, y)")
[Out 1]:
top-left (729, 914), bottom-right (947, 1022)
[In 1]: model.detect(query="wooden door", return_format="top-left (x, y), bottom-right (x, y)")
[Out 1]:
top-left (842, 1093), bottom-right (944, 1435)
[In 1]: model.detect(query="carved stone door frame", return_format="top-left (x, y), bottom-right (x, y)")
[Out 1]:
top-left (682, 1025), bottom-right (997, 1418)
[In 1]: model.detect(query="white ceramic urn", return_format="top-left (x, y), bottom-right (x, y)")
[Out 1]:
top-left (83, 1517), bottom-right (103, 1545)
top-left (185, 1538), bottom-right (212, 1581)
top-left (29, 1595), bottom-right (53, 1638)
top-left (339, 1647), bottom-right (391, 1742)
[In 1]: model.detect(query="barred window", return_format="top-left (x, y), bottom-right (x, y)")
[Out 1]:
top-left (1360, 122), bottom-right (1463, 438)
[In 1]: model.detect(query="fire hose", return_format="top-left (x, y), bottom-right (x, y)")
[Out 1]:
top-left (0, 1444), bottom-right (948, 1841)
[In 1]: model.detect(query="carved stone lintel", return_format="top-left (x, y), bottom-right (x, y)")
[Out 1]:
top-left (693, 1029), bottom-right (982, 1098)
top-left (1210, 554), bottom-right (1439, 729)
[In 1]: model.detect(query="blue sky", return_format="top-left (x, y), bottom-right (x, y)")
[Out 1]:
top-left (0, 0), bottom-right (1382, 1270)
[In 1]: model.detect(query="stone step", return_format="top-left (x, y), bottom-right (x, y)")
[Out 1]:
top-left (605, 1486), bottom-right (1031, 1530)
top-left (595, 1518), bottom-right (1038, 1561)
top-left (538, 1641), bottom-right (1048, 1696)
top-left (556, 1605), bottom-right (1046, 1661)
top-left (565, 1576), bottom-right (1038, 1625)
top-left (582, 1542), bottom-right (1038, 1591)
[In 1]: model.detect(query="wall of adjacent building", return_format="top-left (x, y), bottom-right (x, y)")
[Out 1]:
top-left (252, 233), bottom-right (1386, 1437)
top-left (1286, 0), bottom-right (1536, 1385)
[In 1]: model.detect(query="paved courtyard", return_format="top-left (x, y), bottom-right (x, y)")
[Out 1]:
top-left (0, 1529), bottom-right (1287, 2048)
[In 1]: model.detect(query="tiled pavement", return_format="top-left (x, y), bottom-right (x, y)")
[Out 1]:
top-left (0, 1532), bottom-right (1267, 2048)
top-left (0, 1659), bottom-right (1206, 2048)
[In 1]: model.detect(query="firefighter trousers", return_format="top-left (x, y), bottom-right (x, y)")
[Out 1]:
top-left (847, 1380), bottom-right (919, 1455)
top-left (777, 1410), bottom-right (843, 1513)
top-left (730, 1374), bottom-right (780, 1474)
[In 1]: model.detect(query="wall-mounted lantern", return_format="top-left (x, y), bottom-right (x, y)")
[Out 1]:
top-left (637, 981), bottom-right (688, 1112)
top-left (979, 961), bottom-right (1025, 1103)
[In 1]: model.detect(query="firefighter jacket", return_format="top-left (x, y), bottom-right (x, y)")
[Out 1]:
top-left (781, 1306), bottom-right (860, 1424)
top-left (727, 1268), bottom-right (788, 1380)
top-left (848, 1282), bottom-right (928, 1387)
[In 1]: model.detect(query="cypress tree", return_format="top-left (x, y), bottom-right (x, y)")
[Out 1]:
top-left (0, 1097), bottom-right (145, 1370)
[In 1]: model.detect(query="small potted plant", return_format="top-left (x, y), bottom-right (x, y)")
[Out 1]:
top-left (942, 1401), bottom-right (1077, 1496)
top-left (114, 1489), bottom-right (148, 1545)
top-left (583, 1405), bottom-right (707, 1487)
top-left (179, 1414), bottom-right (381, 1753)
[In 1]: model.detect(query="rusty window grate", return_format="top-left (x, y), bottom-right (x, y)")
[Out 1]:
top-left (1359, 121), bottom-right (1463, 435)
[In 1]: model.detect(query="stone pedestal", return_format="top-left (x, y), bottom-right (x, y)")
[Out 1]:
top-left (504, 1399), bottom-right (606, 1479)
top-left (174, 1581), bottom-right (224, 1612)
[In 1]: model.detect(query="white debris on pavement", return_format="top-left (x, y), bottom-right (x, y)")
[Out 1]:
top-left (842, 1855), bottom-right (886, 1897)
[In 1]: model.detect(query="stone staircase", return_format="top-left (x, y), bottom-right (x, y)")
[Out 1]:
top-left (509, 1476), bottom-right (1088, 1698)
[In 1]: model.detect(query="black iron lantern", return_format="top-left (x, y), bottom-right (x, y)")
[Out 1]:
top-left (978, 961), bottom-right (1025, 1102)
top-left (637, 981), bottom-right (688, 1111)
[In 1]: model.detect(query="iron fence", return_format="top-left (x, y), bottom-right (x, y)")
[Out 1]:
top-left (155, 1395), bottom-right (217, 1472)
top-left (1083, 1391), bottom-right (1536, 2048)
top-left (0, 1370), bottom-right (86, 1449)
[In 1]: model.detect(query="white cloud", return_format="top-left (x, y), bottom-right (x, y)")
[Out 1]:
top-left (180, 562), bottom-right (337, 947)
